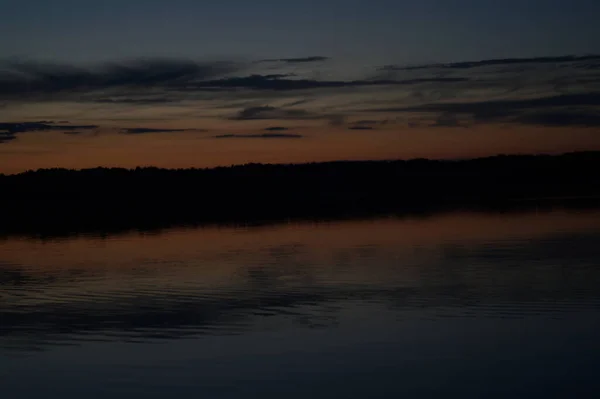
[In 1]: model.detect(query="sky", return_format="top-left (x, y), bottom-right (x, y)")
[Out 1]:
top-left (1, 0), bottom-right (600, 173)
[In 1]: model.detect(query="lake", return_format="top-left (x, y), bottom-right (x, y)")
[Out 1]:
top-left (1, 209), bottom-right (600, 398)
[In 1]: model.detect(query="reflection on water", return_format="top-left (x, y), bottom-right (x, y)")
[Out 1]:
top-left (1, 210), bottom-right (600, 398)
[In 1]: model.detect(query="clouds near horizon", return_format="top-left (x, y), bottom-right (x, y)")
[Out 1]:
top-left (213, 133), bottom-right (303, 139)
top-left (1, 53), bottom-right (599, 147)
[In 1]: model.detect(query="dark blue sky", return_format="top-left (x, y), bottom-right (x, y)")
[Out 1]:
top-left (2, 0), bottom-right (599, 64)
top-left (1, 0), bottom-right (600, 172)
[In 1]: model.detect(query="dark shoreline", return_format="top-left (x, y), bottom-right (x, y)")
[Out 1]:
top-left (1, 151), bottom-right (599, 238)
top-left (1, 201), bottom-right (599, 241)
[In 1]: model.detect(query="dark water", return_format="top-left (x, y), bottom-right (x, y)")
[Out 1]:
top-left (1, 210), bottom-right (600, 398)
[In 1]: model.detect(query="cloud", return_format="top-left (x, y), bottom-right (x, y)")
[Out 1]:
top-left (195, 75), bottom-right (359, 91)
top-left (120, 128), bottom-right (193, 134)
top-left (0, 132), bottom-right (16, 143)
top-left (231, 106), bottom-right (315, 120)
top-left (328, 115), bottom-right (346, 127)
top-left (283, 98), bottom-right (312, 107)
top-left (347, 119), bottom-right (390, 130)
top-left (213, 133), bottom-right (303, 139)
top-left (430, 113), bottom-right (465, 127)
top-left (514, 110), bottom-right (600, 127)
top-left (375, 92), bottom-right (600, 126)
top-left (264, 126), bottom-right (289, 131)
top-left (3, 53), bottom-right (599, 133)
top-left (399, 77), bottom-right (469, 84)
top-left (0, 58), bottom-right (470, 104)
top-left (0, 122), bottom-right (98, 134)
top-left (381, 54), bottom-right (600, 71)
top-left (94, 97), bottom-right (174, 104)
top-left (182, 75), bottom-right (468, 92)
top-left (259, 56), bottom-right (329, 64)
top-left (581, 63), bottom-right (600, 70)
top-left (0, 59), bottom-right (238, 100)
top-left (0, 122), bottom-right (98, 143)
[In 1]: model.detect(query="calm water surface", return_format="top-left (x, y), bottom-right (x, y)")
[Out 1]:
top-left (1, 210), bottom-right (600, 398)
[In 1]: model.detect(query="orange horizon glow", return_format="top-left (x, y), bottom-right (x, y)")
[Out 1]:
top-left (1, 125), bottom-right (599, 174)
top-left (2, 209), bottom-right (599, 296)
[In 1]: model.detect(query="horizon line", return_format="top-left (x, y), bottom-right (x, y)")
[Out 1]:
top-left (2, 150), bottom-right (597, 176)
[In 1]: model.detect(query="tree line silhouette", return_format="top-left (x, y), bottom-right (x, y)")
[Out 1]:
top-left (1, 151), bottom-right (599, 236)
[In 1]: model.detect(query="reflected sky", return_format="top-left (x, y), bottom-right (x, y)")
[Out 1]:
top-left (1, 209), bottom-right (599, 350)
top-left (2, 209), bottom-right (600, 397)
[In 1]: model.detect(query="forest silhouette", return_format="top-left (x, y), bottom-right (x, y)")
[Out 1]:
top-left (1, 151), bottom-right (599, 237)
